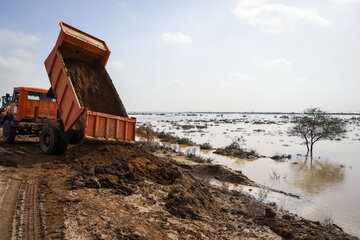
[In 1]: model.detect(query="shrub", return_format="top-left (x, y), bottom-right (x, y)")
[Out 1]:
top-left (138, 141), bottom-right (162, 153)
top-left (136, 124), bottom-right (155, 142)
top-left (177, 137), bottom-right (195, 146)
top-left (157, 131), bottom-right (176, 143)
top-left (199, 142), bottom-right (212, 150)
top-left (225, 141), bottom-right (241, 150)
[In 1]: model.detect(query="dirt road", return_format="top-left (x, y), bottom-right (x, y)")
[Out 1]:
top-left (0, 135), bottom-right (48, 240)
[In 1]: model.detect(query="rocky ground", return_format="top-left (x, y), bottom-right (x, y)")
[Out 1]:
top-left (0, 134), bottom-right (357, 239)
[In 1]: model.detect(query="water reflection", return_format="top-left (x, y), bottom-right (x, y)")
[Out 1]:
top-left (232, 157), bottom-right (258, 169)
top-left (290, 158), bottom-right (345, 195)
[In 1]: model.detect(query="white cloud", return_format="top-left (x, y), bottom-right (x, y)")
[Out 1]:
top-left (293, 76), bottom-right (309, 83)
top-left (173, 80), bottom-right (185, 87)
top-left (0, 53), bottom-right (36, 76)
top-left (0, 52), bottom-right (42, 95)
top-left (108, 60), bottom-right (125, 70)
top-left (232, 0), bottom-right (332, 33)
top-left (0, 29), bottom-right (40, 46)
top-left (256, 58), bottom-right (291, 69)
top-left (9, 48), bottom-right (34, 59)
top-left (334, 0), bottom-right (360, 5)
top-left (161, 32), bottom-right (193, 44)
top-left (232, 72), bottom-right (254, 81)
top-left (217, 82), bottom-right (233, 88)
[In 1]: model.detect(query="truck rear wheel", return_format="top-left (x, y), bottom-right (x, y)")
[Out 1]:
top-left (40, 126), bottom-right (60, 154)
top-left (3, 120), bottom-right (16, 143)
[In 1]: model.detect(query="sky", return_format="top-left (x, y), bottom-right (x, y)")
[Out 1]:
top-left (0, 0), bottom-right (359, 113)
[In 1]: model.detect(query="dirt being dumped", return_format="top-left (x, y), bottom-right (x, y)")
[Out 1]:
top-left (63, 58), bottom-right (128, 117)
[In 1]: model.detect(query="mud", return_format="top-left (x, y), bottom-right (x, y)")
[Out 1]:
top-left (191, 164), bottom-right (256, 186)
top-left (0, 134), bottom-right (357, 239)
top-left (63, 57), bottom-right (128, 117)
top-left (60, 142), bottom-right (181, 186)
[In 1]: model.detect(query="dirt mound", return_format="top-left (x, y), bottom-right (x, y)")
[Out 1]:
top-left (63, 58), bottom-right (128, 117)
top-left (191, 164), bottom-right (255, 186)
top-left (61, 142), bottom-right (218, 220)
top-left (115, 227), bottom-right (145, 240)
top-left (256, 214), bottom-right (355, 240)
top-left (165, 181), bottom-right (219, 220)
top-left (62, 142), bottom-right (181, 185)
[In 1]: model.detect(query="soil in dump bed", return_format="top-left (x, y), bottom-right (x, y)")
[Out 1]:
top-left (64, 59), bottom-right (128, 117)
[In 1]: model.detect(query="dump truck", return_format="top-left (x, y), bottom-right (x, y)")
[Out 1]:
top-left (1, 22), bottom-right (136, 154)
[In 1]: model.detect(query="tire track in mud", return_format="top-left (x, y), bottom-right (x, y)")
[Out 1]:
top-left (15, 177), bottom-right (43, 240)
top-left (0, 176), bottom-right (21, 240)
top-left (23, 178), bottom-right (42, 240)
top-left (0, 175), bottom-right (43, 240)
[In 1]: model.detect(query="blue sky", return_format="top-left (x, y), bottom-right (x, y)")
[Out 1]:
top-left (1, 0), bottom-right (360, 112)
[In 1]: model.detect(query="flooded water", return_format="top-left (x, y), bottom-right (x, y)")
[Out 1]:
top-left (131, 112), bottom-right (360, 237)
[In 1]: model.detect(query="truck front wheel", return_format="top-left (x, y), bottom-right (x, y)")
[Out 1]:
top-left (3, 120), bottom-right (16, 143)
top-left (40, 126), bottom-right (60, 154)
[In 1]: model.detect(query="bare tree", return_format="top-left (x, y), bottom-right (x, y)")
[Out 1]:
top-left (290, 108), bottom-right (346, 157)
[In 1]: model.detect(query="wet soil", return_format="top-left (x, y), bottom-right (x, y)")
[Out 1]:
top-left (191, 164), bottom-right (256, 186)
top-left (63, 57), bottom-right (128, 117)
top-left (0, 134), bottom-right (357, 239)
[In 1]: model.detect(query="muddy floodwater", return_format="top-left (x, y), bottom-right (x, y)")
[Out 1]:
top-left (131, 112), bottom-right (360, 237)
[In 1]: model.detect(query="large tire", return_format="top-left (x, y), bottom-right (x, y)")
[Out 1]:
top-left (40, 126), bottom-right (60, 155)
top-left (2, 120), bottom-right (16, 143)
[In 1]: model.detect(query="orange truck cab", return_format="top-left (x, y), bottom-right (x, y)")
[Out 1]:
top-left (9, 87), bottom-right (58, 122)
top-left (1, 87), bottom-right (58, 142)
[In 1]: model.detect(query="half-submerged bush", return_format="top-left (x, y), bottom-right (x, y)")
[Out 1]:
top-left (155, 130), bottom-right (194, 146)
top-left (177, 137), bottom-right (195, 146)
top-left (214, 141), bottom-right (258, 159)
top-left (271, 154), bottom-right (291, 161)
top-left (199, 142), bottom-right (212, 150)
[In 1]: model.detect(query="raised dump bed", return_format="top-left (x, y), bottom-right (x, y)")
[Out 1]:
top-left (44, 22), bottom-right (136, 142)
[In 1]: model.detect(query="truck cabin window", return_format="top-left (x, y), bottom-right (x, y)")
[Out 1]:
top-left (43, 94), bottom-right (56, 102)
top-left (27, 91), bottom-right (42, 101)
top-left (13, 92), bottom-right (19, 102)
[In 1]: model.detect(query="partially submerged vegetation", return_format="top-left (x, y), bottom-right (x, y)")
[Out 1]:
top-left (136, 123), bottom-right (195, 146)
top-left (271, 154), bottom-right (292, 161)
top-left (199, 142), bottom-right (212, 150)
top-left (290, 108), bottom-right (347, 157)
top-left (214, 141), bottom-right (259, 159)
top-left (185, 148), bottom-right (212, 163)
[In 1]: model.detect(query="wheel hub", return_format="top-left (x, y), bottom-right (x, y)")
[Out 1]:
top-left (43, 133), bottom-right (50, 147)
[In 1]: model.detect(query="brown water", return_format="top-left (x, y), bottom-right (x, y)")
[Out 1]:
top-left (132, 112), bottom-right (360, 237)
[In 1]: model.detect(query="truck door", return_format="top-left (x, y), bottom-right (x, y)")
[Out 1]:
top-left (10, 91), bottom-right (19, 120)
